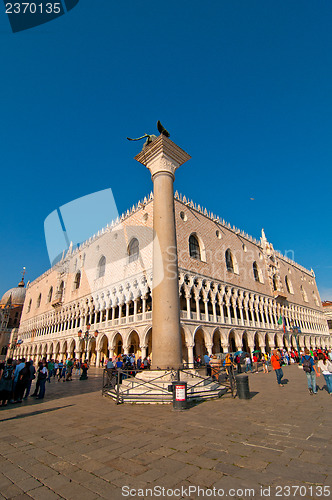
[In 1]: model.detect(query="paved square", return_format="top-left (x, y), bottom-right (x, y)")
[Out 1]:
top-left (0, 365), bottom-right (331, 499)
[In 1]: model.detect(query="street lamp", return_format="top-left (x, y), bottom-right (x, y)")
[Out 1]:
top-left (77, 324), bottom-right (98, 361)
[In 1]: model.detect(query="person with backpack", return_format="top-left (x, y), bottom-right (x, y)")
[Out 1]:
top-left (0, 358), bottom-right (14, 407)
top-left (301, 348), bottom-right (319, 395)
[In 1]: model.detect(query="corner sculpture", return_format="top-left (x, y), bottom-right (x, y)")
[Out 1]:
top-left (127, 120), bottom-right (170, 149)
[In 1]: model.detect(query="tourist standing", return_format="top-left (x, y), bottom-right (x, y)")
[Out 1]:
top-left (252, 354), bottom-right (259, 373)
top-left (47, 360), bottom-right (54, 382)
top-left (53, 360), bottom-right (59, 378)
top-left (23, 361), bottom-right (36, 399)
top-left (316, 353), bottom-right (332, 395)
top-left (0, 358), bottom-right (14, 407)
top-left (204, 353), bottom-right (212, 377)
top-left (244, 355), bottom-right (253, 373)
top-left (12, 358), bottom-right (25, 400)
top-left (271, 350), bottom-right (284, 387)
top-left (14, 361), bottom-right (31, 403)
top-left (36, 361), bottom-right (48, 399)
top-left (65, 358), bottom-right (73, 381)
top-left (80, 359), bottom-right (89, 380)
top-left (301, 348), bottom-right (319, 395)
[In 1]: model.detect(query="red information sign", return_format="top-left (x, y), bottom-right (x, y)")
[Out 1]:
top-left (175, 385), bottom-right (186, 401)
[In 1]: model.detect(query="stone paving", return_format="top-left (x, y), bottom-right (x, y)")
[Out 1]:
top-left (0, 365), bottom-right (331, 500)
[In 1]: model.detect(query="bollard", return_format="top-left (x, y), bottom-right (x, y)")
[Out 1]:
top-left (235, 374), bottom-right (250, 399)
top-left (172, 381), bottom-right (188, 410)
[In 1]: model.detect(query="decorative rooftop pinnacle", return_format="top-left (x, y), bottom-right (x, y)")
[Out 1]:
top-left (18, 267), bottom-right (26, 287)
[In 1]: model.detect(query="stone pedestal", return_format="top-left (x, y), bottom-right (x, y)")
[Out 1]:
top-left (135, 135), bottom-right (191, 370)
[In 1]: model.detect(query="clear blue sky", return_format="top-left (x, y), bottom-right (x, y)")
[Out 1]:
top-left (0, 1), bottom-right (331, 300)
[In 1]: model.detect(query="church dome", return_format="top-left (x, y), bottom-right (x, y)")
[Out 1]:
top-left (0, 280), bottom-right (26, 306)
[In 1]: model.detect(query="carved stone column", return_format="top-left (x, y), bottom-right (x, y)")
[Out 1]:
top-left (135, 135), bottom-right (191, 370)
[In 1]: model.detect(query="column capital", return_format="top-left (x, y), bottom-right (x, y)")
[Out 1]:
top-left (134, 135), bottom-right (191, 179)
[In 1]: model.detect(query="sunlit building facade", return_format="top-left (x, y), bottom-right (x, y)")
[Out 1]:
top-left (16, 192), bottom-right (330, 365)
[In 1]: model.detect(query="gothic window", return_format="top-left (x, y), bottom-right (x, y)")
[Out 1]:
top-left (58, 281), bottom-right (64, 300)
top-left (37, 294), bottom-right (41, 308)
top-left (285, 276), bottom-right (294, 294)
top-left (97, 256), bottom-right (106, 277)
top-left (312, 292), bottom-right (319, 307)
top-left (189, 234), bottom-right (201, 260)
top-left (48, 286), bottom-right (53, 303)
top-left (128, 238), bottom-right (139, 263)
top-left (272, 274), bottom-right (278, 291)
top-left (225, 249), bottom-right (234, 272)
top-left (74, 271), bottom-right (81, 290)
top-left (253, 262), bottom-right (260, 282)
top-left (300, 285), bottom-right (308, 302)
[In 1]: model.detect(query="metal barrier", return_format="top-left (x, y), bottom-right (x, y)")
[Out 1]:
top-left (102, 365), bottom-right (235, 404)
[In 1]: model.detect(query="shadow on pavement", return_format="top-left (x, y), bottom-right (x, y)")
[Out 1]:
top-left (0, 404), bottom-right (74, 422)
top-left (249, 391), bottom-right (259, 398)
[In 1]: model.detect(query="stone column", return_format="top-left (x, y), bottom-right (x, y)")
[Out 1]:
top-left (185, 293), bottom-right (191, 320)
top-left (212, 300), bottom-right (217, 324)
top-left (195, 295), bottom-right (201, 321)
top-left (142, 296), bottom-right (146, 320)
top-left (96, 350), bottom-right (101, 367)
top-left (135, 135), bottom-right (191, 370)
top-left (239, 307), bottom-right (244, 326)
top-left (140, 345), bottom-right (147, 359)
top-left (187, 344), bottom-right (194, 367)
top-left (204, 299), bottom-right (209, 321)
top-left (206, 343), bottom-right (213, 356)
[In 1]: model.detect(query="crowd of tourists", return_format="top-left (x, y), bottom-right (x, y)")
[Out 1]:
top-left (104, 353), bottom-right (151, 373)
top-left (0, 357), bottom-right (90, 407)
top-left (200, 347), bottom-right (332, 394)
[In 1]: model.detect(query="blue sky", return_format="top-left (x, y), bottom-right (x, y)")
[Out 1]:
top-left (0, 1), bottom-right (331, 300)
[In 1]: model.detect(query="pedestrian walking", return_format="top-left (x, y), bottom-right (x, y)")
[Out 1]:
top-left (301, 348), bottom-right (319, 395)
top-left (271, 349), bottom-right (284, 387)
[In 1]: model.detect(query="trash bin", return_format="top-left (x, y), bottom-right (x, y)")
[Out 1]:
top-left (172, 381), bottom-right (188, 410)
top-left (235, 374), bottom-right (250, 399)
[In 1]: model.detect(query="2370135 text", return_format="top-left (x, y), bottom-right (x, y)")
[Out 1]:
top-left (5, 3), bottom-right (61, 14)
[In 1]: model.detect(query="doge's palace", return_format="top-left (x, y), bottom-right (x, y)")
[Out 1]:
top-left (16, 182), bottom-right (330, 366)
